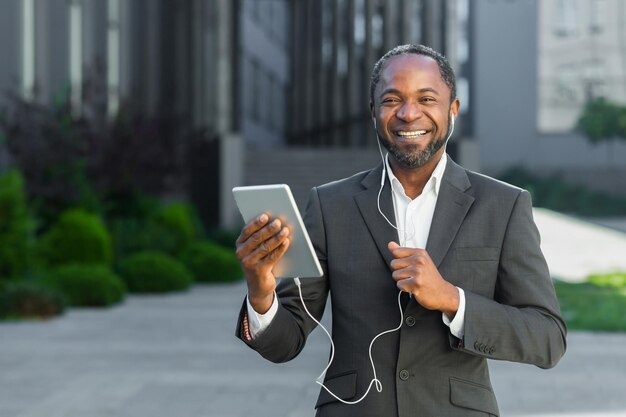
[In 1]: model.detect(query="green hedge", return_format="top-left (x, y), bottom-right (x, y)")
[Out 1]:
top-left (110, 217), bottom-right (178, 261)
top-left (180, 241), bottom-right (242, 283)
top-left (42, 264), bottom-right (126, 307)
top-left (110, 202), bottom-right (203, 260)
top-left (498, 167), bottom-right (626, 216)
top-left (39, 209), bottom-right (112, 267)
top-left (119, 251), bottom-right (192, 293)
top-left (0, 170), bottom-right (35, 280)
top-left (588, 272), bottom-right (626, 289)
top-left (0, 281), bottom-right (65, 319)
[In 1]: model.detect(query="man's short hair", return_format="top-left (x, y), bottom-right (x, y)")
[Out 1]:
top-left (370, 44), bottom-right (457, 104)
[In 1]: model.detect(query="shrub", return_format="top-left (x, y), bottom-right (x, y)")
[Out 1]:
top-left (110, 202), bottom-right (203, 261)
top-left (119, 251), bottom-right (192, 293)
top-left (498, 167), bottom-right (626, 216)
top-left (39, 209), bottom-right (112, 267)
top-left (180, 241), bottom-right (242, 283)
top-left (588, 272), bottom-right (626, 290)
top-left (110, 217), bottom-right (178, 261)
top-left (0, 281), bottom-right (65, 319)
top-left (42, 264), bottom-right (126, 307)
top-left (0, 170), bottom-right (36, 280)
top-left (208, 228), bottom-right (240, 250)
top-left (154, 202), bottom-right (203, 254)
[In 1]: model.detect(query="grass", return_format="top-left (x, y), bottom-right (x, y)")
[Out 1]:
top-left (555, 272), bottom-right (626, 332)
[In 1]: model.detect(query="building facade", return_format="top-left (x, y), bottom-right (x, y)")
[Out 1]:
top-left (471, 0), bottom-right (626, 196)
top-left (286, 0), bottom-right (464, 150)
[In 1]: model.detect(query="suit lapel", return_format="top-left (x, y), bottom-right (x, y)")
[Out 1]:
top-left (354, 164), bottom-right (399, 269)
top-left (426, 158), bottom-right (475, 267)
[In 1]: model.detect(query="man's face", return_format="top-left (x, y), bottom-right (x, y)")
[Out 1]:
top-left (371, 54), bottom-right (459, 169)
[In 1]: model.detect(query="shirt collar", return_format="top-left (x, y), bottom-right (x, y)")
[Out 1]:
top-left (385, 153), bottom-right (448, 199)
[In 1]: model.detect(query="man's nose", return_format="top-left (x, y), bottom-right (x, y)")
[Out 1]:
top-left (396, 101), bottom-right (423, 122)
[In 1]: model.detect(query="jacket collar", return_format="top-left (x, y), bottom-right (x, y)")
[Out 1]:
top-left (354, 156), bottom-right (474, 269)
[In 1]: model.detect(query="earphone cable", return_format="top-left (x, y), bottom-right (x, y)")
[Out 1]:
top-left (294, 277), bottom-right (404, 405)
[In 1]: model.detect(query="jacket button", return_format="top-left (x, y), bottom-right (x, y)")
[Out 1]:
top-left (405, 316), bottom-right (416, 327)
top-left (399, 370), bottom-right (410, 381)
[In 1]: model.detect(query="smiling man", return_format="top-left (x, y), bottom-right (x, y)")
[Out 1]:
top-left (235, 44), bottom-right (566, 417)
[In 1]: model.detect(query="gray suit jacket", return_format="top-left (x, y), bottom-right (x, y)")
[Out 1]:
top-left (237, 157), bottom-right (567, 417)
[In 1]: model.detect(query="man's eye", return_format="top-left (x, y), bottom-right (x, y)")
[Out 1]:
top-left (382, 98), bottom-right (399, 104)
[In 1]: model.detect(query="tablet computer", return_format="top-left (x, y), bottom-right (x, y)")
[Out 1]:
top-left (232, 184), bottom-right (323, 279)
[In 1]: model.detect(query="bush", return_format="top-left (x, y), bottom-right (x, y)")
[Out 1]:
top-left (0, 170), bottom-right (36, 280)
top-left (39, 209), bottom-right (112, 267)
top-left (208, 228), bottom-right (240, 250)
top-left (110, 201), bottom-right (203, 261)
top-left (110, 217), bottom-right (178, 261)
top-left (498, 167), bottom-right (626, 216)
top-left (588, 272), bottom-right (626, 290)
top-left (180, 241), bottom-right (242, 283)
top-left (42, 264), bottom-right (126, 307)
top-left (119, 251), bottom-right (192, 293)
top-left (154, 202), bottom-right (203, 254)
top-left (0, 281), bottom-right (65, 319)
top-left (555, 279), bottom-right (626, 332)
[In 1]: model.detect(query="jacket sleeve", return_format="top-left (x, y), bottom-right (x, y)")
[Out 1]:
top-left (450, 190), bottom-right (567, 369)
top-left (235, 187), bottom-right (330, 363)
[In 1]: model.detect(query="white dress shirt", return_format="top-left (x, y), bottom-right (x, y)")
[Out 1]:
top-left (247, 153), bottom-right (465, 339)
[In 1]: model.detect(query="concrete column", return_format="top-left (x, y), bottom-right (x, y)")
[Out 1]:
top-left (347, 0), bottom-right (359, 146)
top-left (383, 0), bottom-right (396, 51)
top-left (220, 134), bottom-right (244, 228)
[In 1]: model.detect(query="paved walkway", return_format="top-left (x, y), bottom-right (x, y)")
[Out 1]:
top-left (1, 210), bottom-right (625, 417)
top-left (533, 209), bottom-right (626, 282)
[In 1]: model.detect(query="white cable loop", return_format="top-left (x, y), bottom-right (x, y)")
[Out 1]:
top-left (294, 277), bottom-right (404, 405)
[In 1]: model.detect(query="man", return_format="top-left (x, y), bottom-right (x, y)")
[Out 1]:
top-left (235, 44), bottom-right (566, 417)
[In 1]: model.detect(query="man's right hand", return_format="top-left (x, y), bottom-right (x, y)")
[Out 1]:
top-left (235, 213), bottom-right (290, 314)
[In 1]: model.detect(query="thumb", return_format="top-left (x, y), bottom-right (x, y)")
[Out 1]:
top-left (388, 241), bottom-right (400, 251)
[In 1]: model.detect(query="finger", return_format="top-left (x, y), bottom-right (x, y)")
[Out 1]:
top-left (390, 253), bottom-right (430, 270)
top-left (236, 218), bottom-right (283, 260)
top-left (387, 241), bottom-right (413, 258)
top-left (391, 268), bottom-right (417, 282)
top-left (265, 236), bottom-right (290, 263)
top-left (236, 213), bottom-right (270, 244)
top-left (245, 226), bottom-right (290, 265)
top-left (396, 276), bottom-right (417, 294)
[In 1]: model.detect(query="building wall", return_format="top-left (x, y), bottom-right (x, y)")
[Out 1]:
top-left (239, 0), bottom-right (290, 147)
top-left (472, 0), bottom-right (626, 187)
top-left (287, 0), bottom-right (458, 149)
top-left (0, 1), bottom-right (21, 107)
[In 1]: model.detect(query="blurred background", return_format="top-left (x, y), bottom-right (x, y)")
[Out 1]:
top-left (0, 0), bottom-right (625, 416)
top-left (1, 0), bottom-right (625, 231)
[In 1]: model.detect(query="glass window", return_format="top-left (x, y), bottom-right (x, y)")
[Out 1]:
top-left (589, 0), bottom-right (605, 34)
top-left (555, 0), bottom-right (578, 36)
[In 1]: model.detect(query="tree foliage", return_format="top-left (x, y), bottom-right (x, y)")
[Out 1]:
top-left (576, 97), bottom-right (626, 143)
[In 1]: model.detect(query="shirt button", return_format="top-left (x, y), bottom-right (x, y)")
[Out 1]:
top-left (405, 316), bottom-right (416, 327)
top-left (399, 369), bottom-right (410, 381)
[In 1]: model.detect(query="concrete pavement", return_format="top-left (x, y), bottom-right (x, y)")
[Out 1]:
top-left (1, 209), bottom-right (626, 417)
top-left (1, 283), bottom-right (626, 417)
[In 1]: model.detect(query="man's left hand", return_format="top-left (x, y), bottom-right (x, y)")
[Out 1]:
top-left (388, 241), bottom-right (459, 319)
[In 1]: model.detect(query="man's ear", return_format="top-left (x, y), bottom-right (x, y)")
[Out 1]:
top-left (450, 97), bottom-right (460, 120)
top-left (369, 100), bottom-right (376, 124)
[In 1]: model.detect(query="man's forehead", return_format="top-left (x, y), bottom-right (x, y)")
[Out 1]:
top-left (379, 54), bottom-right (444, 88)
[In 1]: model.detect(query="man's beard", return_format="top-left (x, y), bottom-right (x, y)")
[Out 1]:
top-left (378, 118), bottom-right (451, 169)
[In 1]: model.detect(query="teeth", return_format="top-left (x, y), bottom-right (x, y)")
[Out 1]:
top-left (397, 130), bottom-right (427, 137)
